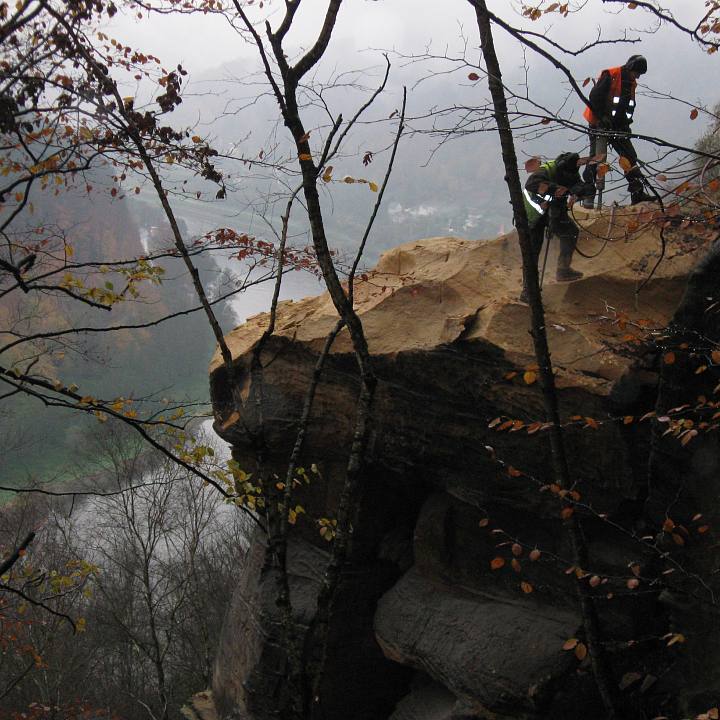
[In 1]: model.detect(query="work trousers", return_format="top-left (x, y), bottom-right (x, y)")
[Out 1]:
top-left (523, 210), bottom-right (579, 293)
top-left (584, 126), bottom-right (645, 197)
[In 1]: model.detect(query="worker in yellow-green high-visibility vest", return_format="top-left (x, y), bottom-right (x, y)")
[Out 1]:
top-left (520, 152), bottom-right (595, 302)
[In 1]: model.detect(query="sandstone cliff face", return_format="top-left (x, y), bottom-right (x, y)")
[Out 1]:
top-left (209, 210), bottom-right (720, 720)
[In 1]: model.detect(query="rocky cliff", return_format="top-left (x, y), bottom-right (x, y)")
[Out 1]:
top-left (208, 207), bottom-right (720, 720)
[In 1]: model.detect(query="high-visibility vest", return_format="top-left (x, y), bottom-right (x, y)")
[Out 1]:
top-left (583, 66), bottom-right (637, 126)
top-left (523, 160), bottom-right (557, 228)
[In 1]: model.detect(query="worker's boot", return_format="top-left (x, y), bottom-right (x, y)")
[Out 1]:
top-left (556, 251), bottom-right (583, 282)
top-left (630, 190), bottom-right (658, 205)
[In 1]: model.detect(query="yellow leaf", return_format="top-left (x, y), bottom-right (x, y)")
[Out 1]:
top-left (368, 181), bottom-right (379, 193)
top-left (298, 153), bottom-right (312, 161)
top-left (523, 370), bottom-right (537, 385)
top-left (191, 135), bottom-right (202, 143)
top-left (321, 165), bottom-right (333, 182)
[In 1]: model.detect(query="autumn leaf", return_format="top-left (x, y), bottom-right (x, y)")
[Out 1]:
top-left (478, 518), bottom-right (490, 528)
top-left (690, 108), bottom-right (699, 120)
top-left (298, 153), bottom-right (312, 161)
top-left (627, 577), bottom-right (640, 590)
top-left (623, 415), bottom-right (634, 425)
top-left (507, 466), bottom-right (523, 478)
top-left (582, 76), bottom-right (591, 87)
top-left (523, 370), bottom-right (537, 385)
top-left (511, 543), bottom-right (523, 557)
top-left (663, 351), bottom-right (676, 365)
top-left (561, 507), bottom-right (574, 520)
top-left (562, 637), bottom-right (579, 651)
top-left (511, 558), bottom-right (522, 573)
top-left (524, 156), bottom-right (541, 173)
top-left (619, 156), bottom-right (634, 172)
top-left (368, 181), bottom-right (379, 193)
top-left (597, 163), bottom-right (610, 179)
top-left (468, 72), bottom-right (480, 81)
top-left (662, 517), bottom-right (675, 533)
top-left (575, 642), bottom-right (588, 660)
top-left (490, 557), bottom-right (505, 570)
top-left (529, 548), bottom-right (541, 562)
top-left (520, 581), bottom-right (533, 593)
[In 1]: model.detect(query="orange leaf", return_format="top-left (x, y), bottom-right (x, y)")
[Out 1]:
top-left (663, 352), bottom-right (676, 365)
top-left (523, 370), bottom-right (537, 385)
top-left (690, 108), bottom-right (699, 120)
top-left (562, 637), bottom-right (579, 650)
top-left (575, 642), bottom-right (588, 660)
top-left (561, 507), bottom-right (574, 520)
top-left (711, 350), bottom-right (720, 364)
top-left (511, 543), bottom-right (523, 557)
top-left (507, 466), bottom-right (523, 478)
top-left (520, 581), bottom-right (534, 594)
top-left (529, 548), bottom-right (541, 562)
top-left (490, 557), bottom-right (505, 570)
top-left (623, 415), bottom-right (634, 425)
top-left (619, 156), bottom-right (634, 172)
top-left (597, 163), bottom-right (610, 179)
top-left (698, 525), bottom-right (710, 534)
top-left (662, 518), bottom-right (675, 533)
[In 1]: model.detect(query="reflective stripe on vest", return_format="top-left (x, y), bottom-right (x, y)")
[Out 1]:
top-left (523, 161), bottom-right (556, 227)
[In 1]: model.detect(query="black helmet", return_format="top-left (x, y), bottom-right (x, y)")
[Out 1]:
top-left (625, 54), bottom-right (647, 75)
top-left (555, 152), bottom-right (579, 175)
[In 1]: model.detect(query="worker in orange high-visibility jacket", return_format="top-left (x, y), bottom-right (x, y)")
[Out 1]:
top-left (582, 54), bottom-right (656, 206)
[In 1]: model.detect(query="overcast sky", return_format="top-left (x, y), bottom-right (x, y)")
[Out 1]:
top-left (109, 0), bottom-right (719, 148)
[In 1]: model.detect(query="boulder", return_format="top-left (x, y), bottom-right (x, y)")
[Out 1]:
top-left (209, 211), bottom-right (720, 718)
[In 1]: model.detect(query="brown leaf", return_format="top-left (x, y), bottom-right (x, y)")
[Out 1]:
top-left (663, 352), bottom-right (676, 365)
top-left (511, 558), bottom-right (522, 573)
top-left (575, 642), bottom-right (588, 660)
top-left (525, 156), bottom-right (541, 173)
top-left (690, 108), bottom-right (699, 120)
top-left (623, 415), bottom-right (634, 425)
top-left (529, 548), bottom-right (541, 562)
top-left (561, 507), bottom-right (574, 520)
top-left (589, 575), bottom-right (601, 587)
top-left (507, 465), bottom-right (523, 478)
top-left (662, 518), bottom-right (675, 533)
top-left (582, 76), bottom-right (591, 87)
top-left (511, 543), bottom-right (523, 557)
top-left (478, 518), bottom-right (490, 528)
top-left (597, 163), bottom-right (610, 179)
top-left (468, 72), bottom-right (480, 81)
top-left (562, 637), bottom-right (579, 650)
top-left (520, 581), bottom-right (534, 594)
top-left (627, 577), bottom-right (640, 590)
top-left (671, 532), bottom-right (685, 546)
